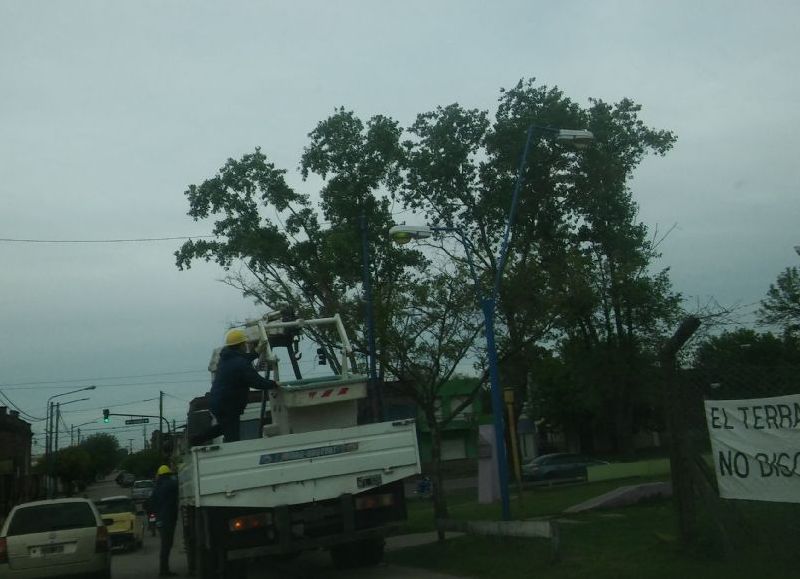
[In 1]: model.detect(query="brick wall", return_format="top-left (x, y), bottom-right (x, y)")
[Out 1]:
top-left (0, 407), bottom-right (32, 476)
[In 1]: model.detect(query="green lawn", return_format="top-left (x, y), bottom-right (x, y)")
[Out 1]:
top-left (391, 479), bottom-right (799, 578)
top-left (398, 476), bottom-right (667, 534)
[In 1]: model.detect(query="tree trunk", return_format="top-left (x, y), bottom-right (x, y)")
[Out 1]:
top-left (614, 392), bottom-right (636, 459)
top-left (426, 409), bottom-right (449, 541)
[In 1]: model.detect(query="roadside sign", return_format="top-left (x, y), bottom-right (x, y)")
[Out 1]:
top-left (124, 418), bottom-right (150, 425)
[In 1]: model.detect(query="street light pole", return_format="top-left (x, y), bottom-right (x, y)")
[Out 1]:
top-left (389, 124), bottom-right (593, 521)
top-left (44, 385), bottom-right (97, 491)
top-left (360, 210), bottom-right (382, 420)
top-left (49, 396), bottom-right (90, 497)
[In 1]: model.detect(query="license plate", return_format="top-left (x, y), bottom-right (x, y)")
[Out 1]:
top-left (30, 544), bottom-right (64, 557)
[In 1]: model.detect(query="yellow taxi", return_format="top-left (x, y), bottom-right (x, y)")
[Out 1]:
top-left (94, 496), bottom-right (145, 551)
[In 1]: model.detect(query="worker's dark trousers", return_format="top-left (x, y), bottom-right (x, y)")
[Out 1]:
top-left (193, 412), bottom-right (241, 445)
top-left (159, 523), bottom-right (176, 573)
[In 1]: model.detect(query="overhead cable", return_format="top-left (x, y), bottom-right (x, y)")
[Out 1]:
top-left (0, 235), bottom-right (214, 244)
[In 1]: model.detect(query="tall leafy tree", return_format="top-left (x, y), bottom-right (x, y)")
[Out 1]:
top-left (397, 80), bottom-right (680, 455)
top-left (693, 328), bottom-right (800, 399)
top-left (176, 110), bottom-right (421, 369)
top-left (80, 433), bottom-right (121, 479)
top-left (758, 267), bottom-right (800, 335)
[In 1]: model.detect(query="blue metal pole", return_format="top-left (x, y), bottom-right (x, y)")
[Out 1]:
top-left (361, 211), bottom-right (382, 420)
top-left (481, 296), bottom-right (512, 520)
top-left (494, 125), bottom-right (537, 299)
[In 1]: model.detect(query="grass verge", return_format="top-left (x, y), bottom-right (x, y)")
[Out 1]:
top-left (398, 476), bottom-right (666, 534)
top-left (391, 478), bottom-right (800, 578)
top-left (389, 501), bottom-right (796, 579)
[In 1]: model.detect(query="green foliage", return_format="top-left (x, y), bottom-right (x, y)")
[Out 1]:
top-left (79, 433), bottom-right (121, 479)
top-left (54, 447), bottom-right (92, 491)
top-left (692, 329), bottom-right (800, 399)
top-left (758, 266), bottom-right (800, 335)
top-left (695, 328), bottom-right (800, 370)
top-left (176, 78), bottom-right (678, 464)
top-left (395, 79), bottom-right (679, 455)
top-left (119, 449), bottom-right (161, 479)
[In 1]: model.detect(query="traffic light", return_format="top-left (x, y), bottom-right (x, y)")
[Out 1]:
top-left (103, 409), bottom-right (110, 423)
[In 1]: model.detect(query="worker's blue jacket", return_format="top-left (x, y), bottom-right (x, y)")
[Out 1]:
top-left (208, 347), bottom-right (277, 417)
top-left (151, 474), bottom-right (179, 528)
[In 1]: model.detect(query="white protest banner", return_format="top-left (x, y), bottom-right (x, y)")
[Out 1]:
top-left (705, 394), bottom-right (800, 503)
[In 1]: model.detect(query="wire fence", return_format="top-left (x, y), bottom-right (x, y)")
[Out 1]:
top-left (664, 322), bottom-right (800, 566)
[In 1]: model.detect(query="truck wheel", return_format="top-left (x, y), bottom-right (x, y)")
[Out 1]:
top-left (330, 543), bottom-right (358, 569)
top-left (196, 545), bottom-right (218, 579)
top-left (222, 558), bottom-right (247, 579)
top-left (331, 538), bottom-right (385, 569)
top-left (193, 512), bottom-right (218, 579)
top-left (356, 537), bottom-right (385, 567)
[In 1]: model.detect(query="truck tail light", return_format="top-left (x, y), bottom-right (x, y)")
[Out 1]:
top-left (0, 537), bottom-right (8, 564)
top-left (96, 526), bottom-right (109, 553)
top-left (355, 493), bottom-right (394, 511)
top-left (228, 513), bottom-right (272, 533)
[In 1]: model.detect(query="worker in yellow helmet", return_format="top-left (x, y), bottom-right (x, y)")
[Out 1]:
top-left (191, 328), bottom-right (278, 446)
top-left (150, 464), bottom-right (178, 577)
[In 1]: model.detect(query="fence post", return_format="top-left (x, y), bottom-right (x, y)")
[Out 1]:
top-left (661, 316), bottom-right (701, 547)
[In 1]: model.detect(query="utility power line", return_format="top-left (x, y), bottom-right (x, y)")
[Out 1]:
top-left (0, 235), bottom-right (214, 244)
top-left (0, 389), bottom-right (45, 421)
top-left (0, 369), bottom-right (207, 389)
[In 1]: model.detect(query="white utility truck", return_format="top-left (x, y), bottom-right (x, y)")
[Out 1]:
top-left (178, 312), bottom-right (421, 578)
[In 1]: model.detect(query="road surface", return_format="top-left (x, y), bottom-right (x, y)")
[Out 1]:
top-left (87, 477), bottom-right (462, 579)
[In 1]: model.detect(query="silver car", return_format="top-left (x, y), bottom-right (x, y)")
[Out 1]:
top-left (130, 479), bottom-right (154, 502)
top-left (0, 498), bottom-right (111, 578)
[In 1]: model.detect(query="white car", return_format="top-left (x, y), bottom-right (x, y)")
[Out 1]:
top-left (0, 498), bottom-right (111, 579)
top-left (130, 479), bottom-right (154, 502)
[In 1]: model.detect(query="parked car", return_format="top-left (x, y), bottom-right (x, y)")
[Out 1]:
top-left (95, 496), bottom-right (145, 551)
top-left (130, 479), bottom-right (154, 502)
top-left (115, 472), bottom-right (135, 487)
top-left (0, 497), bottom-right (111, 579)
top-left (521, 453), bottom-right (608, 482)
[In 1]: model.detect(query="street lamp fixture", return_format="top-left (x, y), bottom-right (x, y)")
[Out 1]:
top-left (553, 128), bottom-right (595, 149)
top-left (388, 225), bottom-right (437, 245)
top-left (794, 245), bottom-right (800, 257)
top-left (390, 124), bottom-right (593, 520)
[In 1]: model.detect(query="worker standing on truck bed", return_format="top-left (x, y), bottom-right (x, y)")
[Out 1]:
top-left (191, 328), bottom-right (278, 445)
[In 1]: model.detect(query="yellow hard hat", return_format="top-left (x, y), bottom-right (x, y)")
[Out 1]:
top-left (157, 464), bottom-right (172, 476)
top-left (225, 329), bottom-right (248, 347)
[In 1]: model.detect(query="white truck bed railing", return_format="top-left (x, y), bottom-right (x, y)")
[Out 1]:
top-left (179, 420), bottom-right (420, 509)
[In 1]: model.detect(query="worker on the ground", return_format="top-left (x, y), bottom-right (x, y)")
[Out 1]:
top-left (151, 464), bottom-right (179, 578)
top-left (191, 329), bottom-right (278, 445)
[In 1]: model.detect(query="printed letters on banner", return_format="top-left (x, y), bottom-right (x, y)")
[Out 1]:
top-left (705, 394), bottom-right (800, 503)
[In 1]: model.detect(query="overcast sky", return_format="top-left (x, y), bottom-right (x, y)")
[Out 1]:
top-left (1, 1), bottom-right (798, 453)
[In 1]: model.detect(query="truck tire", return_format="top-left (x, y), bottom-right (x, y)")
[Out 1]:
top-left (194, 512), bottom-right (218, 579)
top-left (356, 537), bottom-right (385, 567)
top-left (330, 542), bottom-right (358, 569)
top-left (331, 538), bottom-right (385, 569)
top-left (222, 559), bottom-right (247, 579)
